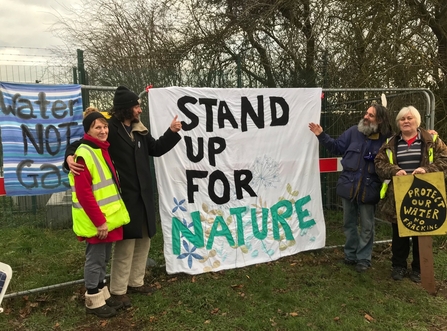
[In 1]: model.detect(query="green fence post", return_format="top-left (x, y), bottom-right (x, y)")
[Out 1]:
top-left (77, 49), bottom-right (89, 109)
top-left (72, 67), bottom-right (78, 84)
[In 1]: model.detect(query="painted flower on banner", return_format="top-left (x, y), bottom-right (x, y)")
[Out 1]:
top-left (200, 249), bottom-right (222, 272)
top-left (172, 197), bottom-right (187, 213)
top-left (251, 155), bottom-right (280, 189)
top-left (177, 240), bottom-right (203, 269)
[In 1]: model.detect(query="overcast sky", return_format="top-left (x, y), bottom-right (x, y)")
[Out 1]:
top-left (0, 0), bottom-right (80, 65)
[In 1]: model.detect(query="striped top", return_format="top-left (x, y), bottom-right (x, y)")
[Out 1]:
top-left (396, 131), bottom-right (422, 173)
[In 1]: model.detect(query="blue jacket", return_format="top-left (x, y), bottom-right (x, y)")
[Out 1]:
top-left (318, 125), bottom-right (388, 204)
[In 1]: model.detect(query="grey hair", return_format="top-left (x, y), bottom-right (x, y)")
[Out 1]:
top-left (395, 106), bottom-right (421, 127)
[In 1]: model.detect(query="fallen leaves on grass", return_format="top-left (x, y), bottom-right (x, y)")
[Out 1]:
top-left (19, 302), bottom-right (33, 318)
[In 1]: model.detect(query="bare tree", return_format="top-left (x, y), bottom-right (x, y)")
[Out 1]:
top-left (158, 0), bottom-right (326, 87)
top-left (52, 0), bottom-right (447, 132)
top-left (404, 0), bottom-right (447, 127)
top-left (53, 0), bottom-right (182, 92)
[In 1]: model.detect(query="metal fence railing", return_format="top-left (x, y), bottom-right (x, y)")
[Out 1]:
top-left (319, 87), bottom-right (435, 210)
top-left (0, 65), bottom-right (74, 85)
top-left (0, 86), bottom-right (435, 226)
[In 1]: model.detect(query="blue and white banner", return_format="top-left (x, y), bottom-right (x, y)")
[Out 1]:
top-left (0, 82), bottom-right (83, 196)
top-left (149, 87), bottom-right (325, 275)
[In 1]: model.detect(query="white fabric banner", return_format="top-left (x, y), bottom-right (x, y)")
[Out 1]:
top-left (149, 87), bottom-right (325, 275)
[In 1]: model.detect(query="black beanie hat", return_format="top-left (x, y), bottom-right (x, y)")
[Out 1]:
top-left (113, 86), bottom-right (140, 108)
top-left (83, 111), bottom-right (106, 133)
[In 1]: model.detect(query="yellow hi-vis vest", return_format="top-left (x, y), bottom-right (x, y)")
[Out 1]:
top-left (379, 135), bottom-right (437, 199)
top-left (69, 144), bottom-right (130, 238)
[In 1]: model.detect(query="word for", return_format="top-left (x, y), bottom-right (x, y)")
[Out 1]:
top-left (171, 196), bottom-right (316, 254)
top-left (186, 169), bottom-right (257, 204)
top-left (178, 95), bottom-right (289, 132)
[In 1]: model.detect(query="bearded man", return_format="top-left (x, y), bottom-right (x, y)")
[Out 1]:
top-left (309, 104), bottom-right (392, 273)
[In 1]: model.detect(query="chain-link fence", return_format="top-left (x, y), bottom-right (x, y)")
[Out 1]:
top-left (0, 85), bottom-right (435, 229)
top-left (320, 88), bottom-right (435, 210)
top-left (0, 65), bottom-right (74, 85)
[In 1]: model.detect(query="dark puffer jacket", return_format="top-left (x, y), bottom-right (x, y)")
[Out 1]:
top-left (374, 128), bottom-right (447, 223)
top-left (317, 125), bottom-right (388, 204)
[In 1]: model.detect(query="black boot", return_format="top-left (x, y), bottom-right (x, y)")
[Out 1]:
top-left (101, 286), bottom-right (124, 310)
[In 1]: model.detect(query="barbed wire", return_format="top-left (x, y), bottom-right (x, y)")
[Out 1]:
top-left (0, 60), bottom-right (70, 65)
top-left (0, 53), bottom-right (60, 58)
top-left (0, 46), bottom-right (65, 50)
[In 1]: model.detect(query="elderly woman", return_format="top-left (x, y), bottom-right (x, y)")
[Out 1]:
top-left (375, 106), bottom-right (447, 283)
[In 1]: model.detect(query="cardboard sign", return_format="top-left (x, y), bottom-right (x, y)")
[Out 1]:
top-left (393, 172), bottom-right (447, 237)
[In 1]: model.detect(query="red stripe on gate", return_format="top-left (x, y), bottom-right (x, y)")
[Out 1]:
top-left (0, 177), bottom-right (5, 196)
top-left (319, 158), bottom-right (341, 173)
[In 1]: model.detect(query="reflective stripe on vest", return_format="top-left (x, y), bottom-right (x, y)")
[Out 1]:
top-left (429, 134), bottom-right (437, 163)
top-left (70, 145), bottom-right (120, 209)
top-left (69, 144), bottom-right (130, 237)
top-left (379, 134), bottom-right (437, 199)
top-left (379, 143), bottom-right (393, 199)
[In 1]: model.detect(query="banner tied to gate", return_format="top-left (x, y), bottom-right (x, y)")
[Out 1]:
top-left (0, 82), bottom-right (83, 196)
top-left (393, 172), bottom-right (447, 237)
top-left (149, 87), bottom-right (325, 275)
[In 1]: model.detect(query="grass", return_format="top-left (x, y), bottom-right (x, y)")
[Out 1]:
top-left (1, 209), bottom-right (447, 330)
